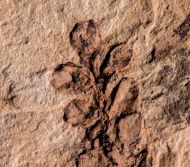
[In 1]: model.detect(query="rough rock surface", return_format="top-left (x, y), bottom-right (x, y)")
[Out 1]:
top-left (0, 0), bottom-right (190, 166)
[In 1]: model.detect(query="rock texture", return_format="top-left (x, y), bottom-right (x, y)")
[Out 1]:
top-left (0, 0), bottom-right (190, 167)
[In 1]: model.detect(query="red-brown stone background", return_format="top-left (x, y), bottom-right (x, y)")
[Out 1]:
top-left (0, 0), bottom-right (190, 166)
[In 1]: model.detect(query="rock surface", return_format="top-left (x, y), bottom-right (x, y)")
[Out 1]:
top-left (0, 0), bottom-right (190, 166)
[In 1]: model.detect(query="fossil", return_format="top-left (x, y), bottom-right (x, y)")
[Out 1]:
top-left (51, 20), bottom-right (147, 167)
